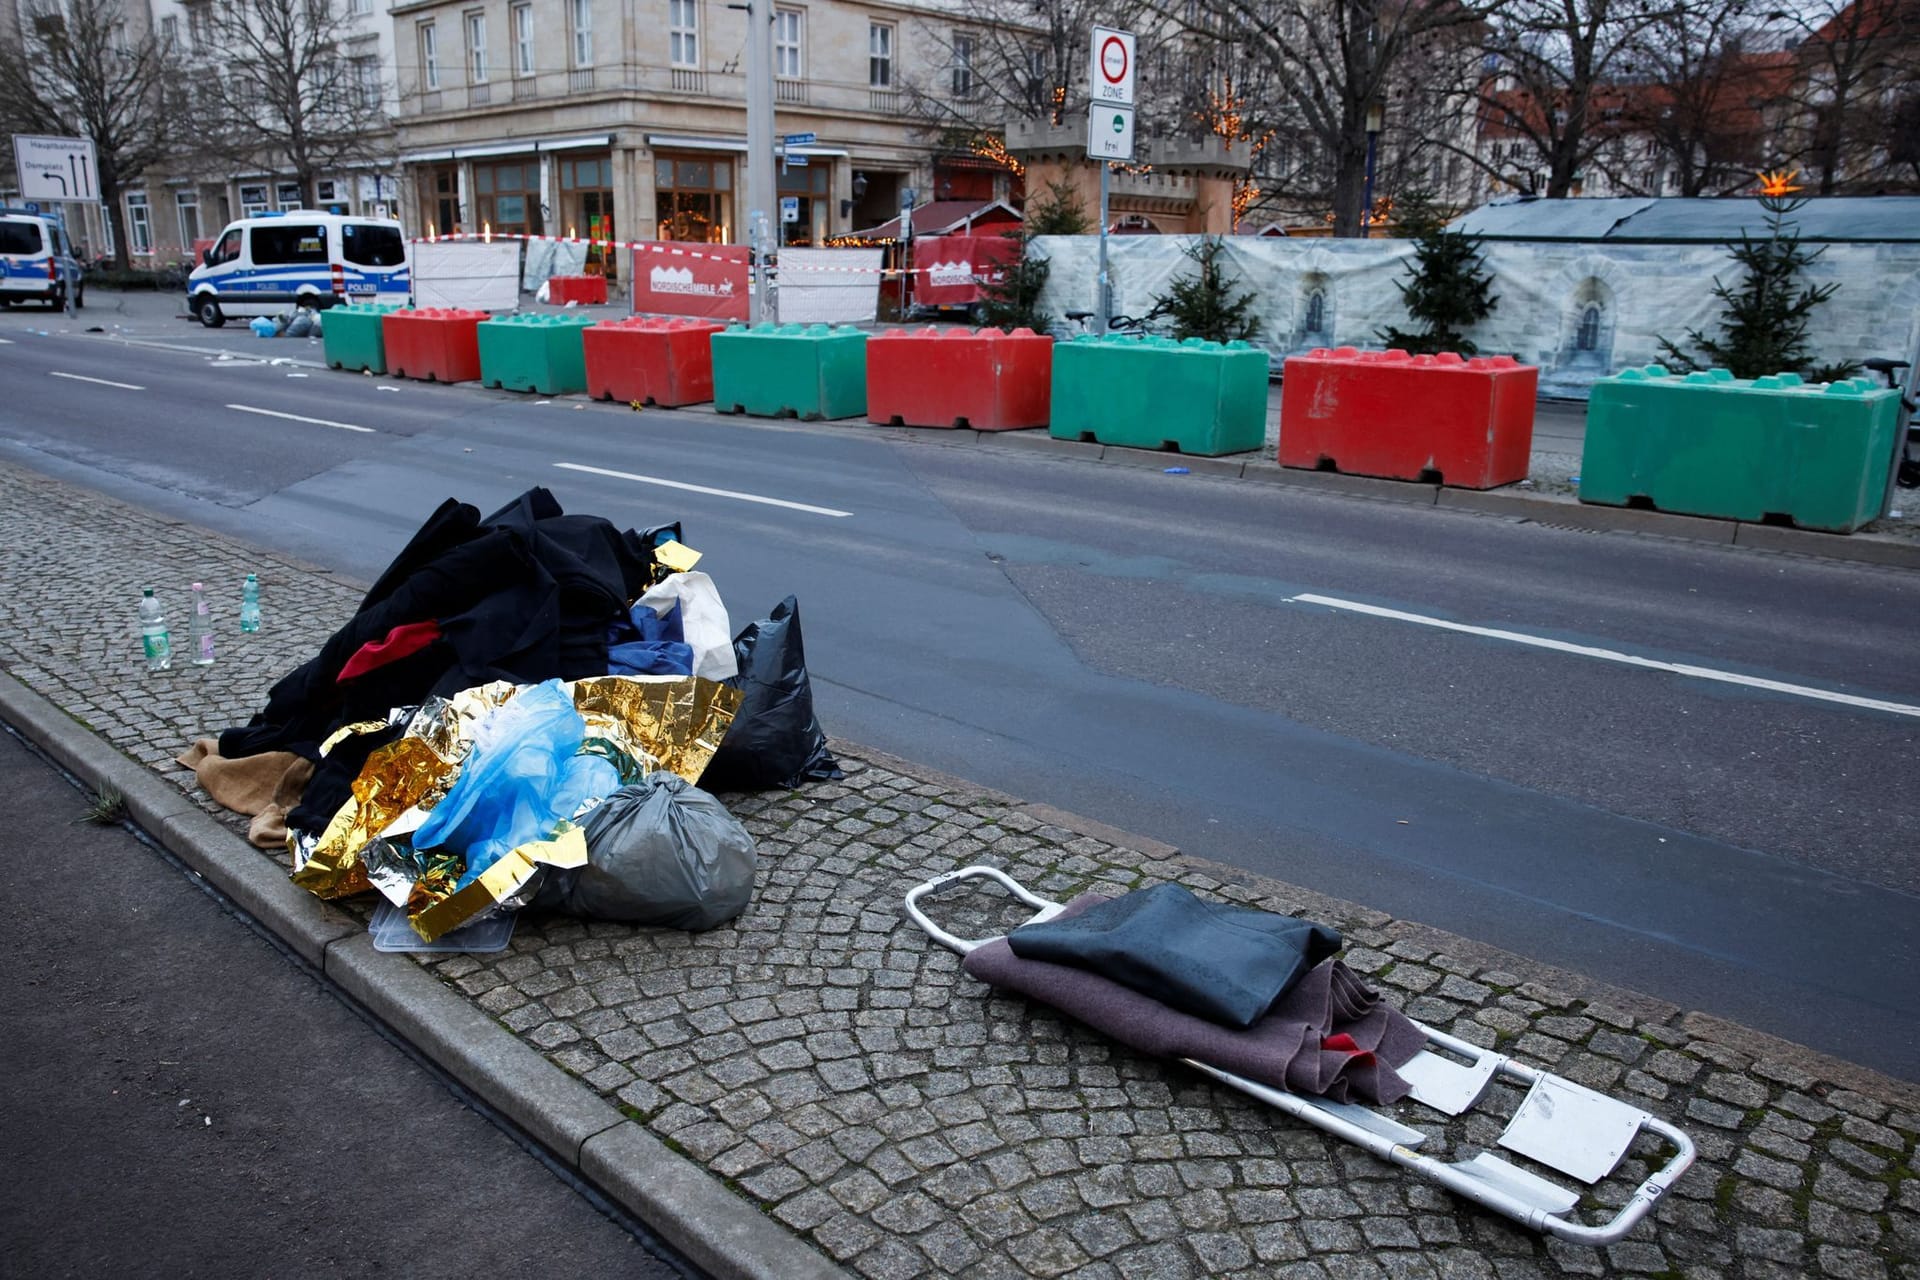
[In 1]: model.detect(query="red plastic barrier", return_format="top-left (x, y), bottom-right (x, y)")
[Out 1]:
top-left (548, 275), bottom-right (608, 305)
top-left (866, 326), bottom-right (1053, 430)
top-left (1279, 347), bottom-right (1539, 488)
top-left (583, 316), bottom-right (727, 406)
top-left (382, 308), bottom-right (488, 383)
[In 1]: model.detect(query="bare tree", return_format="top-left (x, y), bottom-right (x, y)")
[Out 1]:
top-left (1186, 0), bottom-right (1504, 236)
top-left (194, 0), bottom-right (389, 206)
top-left (1770, 0), bottom-right (1918, 193)
top-left (905, 0), bottom-right (1153, 132)
top-left (1471, 0), bottom-right (1677, 197)
top-left (1618, 0), bottom-right (1781, 195)
top-left (0, 0), bottom-right (184, 265)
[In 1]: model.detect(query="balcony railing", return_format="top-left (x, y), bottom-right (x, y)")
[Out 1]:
top-left (775, 77), bottom-right (806, 104)
top-left (512, 75), bottom-right (538, 101)
top-left (869, 88), bottom-right (899, 113)
top-left (400, 65), bottom-right (929, 117)
top-left (671, 67), bottom-right (705, 93)
top-left (569, 66), bottom-right (596, 92)
top-left (470, 81), bottom-right (490, 104)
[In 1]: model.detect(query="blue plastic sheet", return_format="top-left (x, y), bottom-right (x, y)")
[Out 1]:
top-left (413, 679), bottom-right (622, 888)
top-left (608, 599), bottom-right (694, 676)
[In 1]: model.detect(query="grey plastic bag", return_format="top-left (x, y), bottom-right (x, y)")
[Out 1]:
top-left (534, 773), bottom-right (755, 929)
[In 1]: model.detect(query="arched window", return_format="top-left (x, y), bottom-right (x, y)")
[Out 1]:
top-left (1304, 288), bottom-right (1326, 333)
top-left (1576, 302), bottom-right (1602, 352)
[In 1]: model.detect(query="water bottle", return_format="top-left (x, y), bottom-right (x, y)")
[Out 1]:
top-left (190, 582), bottom-right (215, 665)
top-left (138, 588), bottom-right (172, 672)
top-left (240, 573), bottom-right (261, 633)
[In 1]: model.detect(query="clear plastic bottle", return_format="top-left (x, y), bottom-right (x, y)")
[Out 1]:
top-left (189, 582), bottom-right (215, 665)
top-left (138, 588), bottom-right (172, 672)
top-left (240, 573), bottom-right (261, 633)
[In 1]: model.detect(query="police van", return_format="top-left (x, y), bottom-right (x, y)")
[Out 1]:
top-left (186, 210), bottom-right (410, 327)
top-left (0, 206), bottom-right (85, 310)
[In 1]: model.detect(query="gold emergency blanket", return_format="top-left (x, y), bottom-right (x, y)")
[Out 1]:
top-left (290, 674), bottom-right (740, 940)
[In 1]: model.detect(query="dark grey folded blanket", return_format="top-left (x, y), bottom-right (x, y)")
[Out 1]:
top-left (967, 892), bottom-right (1426, 1104)
top-left (1006, 881), bottom-right (1343, 1028)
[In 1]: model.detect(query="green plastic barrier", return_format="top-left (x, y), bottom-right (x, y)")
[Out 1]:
top-left (1580, 365), bottom-right (1901, 534)
top-left (710, 323), bottom-right (868, 420)
top-left (476, 313), bottom-right (596, 394)
top-left (1049, 335), bottom-right (1267, 456)
top-left (322, 301), bottom-right (406, 374)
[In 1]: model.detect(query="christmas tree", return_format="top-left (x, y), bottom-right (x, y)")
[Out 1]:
top-left (978, 178), bottom-right (1089, 331)
top-left (1376, 191), bottom-right (1497, 356)
top-left (1658, 189), bottom-right (1844, 379)
top-left (1150, 237), bottom-right (1262, 343)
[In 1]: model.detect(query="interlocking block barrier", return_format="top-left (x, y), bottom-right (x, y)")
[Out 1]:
top-left (382, 308), bottom-right (488, 383)
top-left (1581, 366), bottom-right (1902, 533)
top-left (583, 316), bottom-right (726, 407)
top-left (321, 301), bottom-right (406, 374)
top-left (867, 326), bottom-right (1053, 430)
top-left (476, 312), bottom-right (596, 394)
top-left (1278, 347), bottom-right (1539, 489)
top-left (547, 275), bottom-right (608, 306)
top-left (1049, 336), bottom-right (1267, 456)
top-left (711, 323), bottom-right (868, 420)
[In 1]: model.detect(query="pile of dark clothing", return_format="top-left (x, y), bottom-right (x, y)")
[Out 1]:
top-left (966, 883), bottom-right (1424, 1103)
top-left (183, 487), bottom-right (839, 940)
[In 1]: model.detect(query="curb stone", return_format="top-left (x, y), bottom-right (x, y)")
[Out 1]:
top-left (0, 669), bottom-right (852, 1280)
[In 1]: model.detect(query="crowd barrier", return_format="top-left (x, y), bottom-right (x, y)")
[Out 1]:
top-left (1052, 336), bottom-right (1267, 457)
top-left (583, 317), bottom-right (727, 407)
top-left (712, 323), bottom-right (868, 420)
top-left (1581, 366), bottom-right (1902, 533)
top-left (477, 313), bottom-right (596, 394)
top-left (867, 327), bottom-right (1052, 430)
top-left (383, 308), bottom-right (488, 383)
top-left (1279, 348), bottom-right (1538, 489)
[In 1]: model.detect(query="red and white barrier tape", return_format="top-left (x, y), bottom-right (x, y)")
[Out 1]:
top-left (410, 230), bottom-right (981, 277)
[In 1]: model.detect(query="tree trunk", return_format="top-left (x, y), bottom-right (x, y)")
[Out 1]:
top-left (1330, 132), bottom-right (1370, 237)
top-left (99, 166), bottom-right (132, 271)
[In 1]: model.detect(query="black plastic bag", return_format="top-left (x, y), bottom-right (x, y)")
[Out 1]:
top-left (699, 596), bottom-right (842, 791)
top-left (534, 774), bottom-right (755, 929)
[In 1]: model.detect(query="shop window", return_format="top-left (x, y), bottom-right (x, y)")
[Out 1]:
top-left (475, 159), bottom-right (542, 235)
top-left (277, 181), bottom-right (303, 208)
top-left (560, 154), bottom-right (617, 278)
top-left (655, 155), bottom-right (731, 243)
top-left (418, 165), bottom-right (459, 235)
top-left (239, 183), bottom-right (270, 217)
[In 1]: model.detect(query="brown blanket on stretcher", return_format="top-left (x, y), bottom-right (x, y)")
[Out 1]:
top-left (962, 892), bottom-right (1427, 1104)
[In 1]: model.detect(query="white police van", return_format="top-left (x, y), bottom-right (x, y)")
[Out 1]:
top-left (0, 206), bottom-right (84, 310)
top-left (186, 210), bottom-right (410, 327)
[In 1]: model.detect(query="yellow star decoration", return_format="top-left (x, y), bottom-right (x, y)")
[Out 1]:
top-left (629, 399), bottom-right (646, 412)
top-left (1757, 169), bottom-right (1803, 197)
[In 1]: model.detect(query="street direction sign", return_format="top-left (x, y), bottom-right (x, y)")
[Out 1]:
top-left (1089, 27), bottom-right (1136, 107)
top-left (783, 132), bottom-right (816, 146)
top-left (10, 134), bottom-right (99, 203)
top-left (1087, 102), bottom-right (1136, 162)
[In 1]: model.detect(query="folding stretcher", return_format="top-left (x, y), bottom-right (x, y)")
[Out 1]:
top-left (905, 866), bottom-right (1695, 1246)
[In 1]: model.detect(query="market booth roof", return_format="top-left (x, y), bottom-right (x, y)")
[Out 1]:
top-left (1447, 195), bottom-right (1920, 244)
top-left (851, 199), bottom-right (1024, 242)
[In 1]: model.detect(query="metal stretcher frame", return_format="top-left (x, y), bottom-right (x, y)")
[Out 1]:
top-left (905, 866), bottom-right (1696, 1247)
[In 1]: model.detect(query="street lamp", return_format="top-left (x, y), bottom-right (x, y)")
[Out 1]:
top-left (1362, 99), bottom-right (1384, 237)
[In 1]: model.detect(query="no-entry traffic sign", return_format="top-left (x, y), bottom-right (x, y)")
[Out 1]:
top-left (1090, 26), bottom-right (1136, 107)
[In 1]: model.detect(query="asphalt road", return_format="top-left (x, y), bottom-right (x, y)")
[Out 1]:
top-left (0, 725), bottom-right (689, 1278)
top-left (3, 305), bottom-right (1917, 1082)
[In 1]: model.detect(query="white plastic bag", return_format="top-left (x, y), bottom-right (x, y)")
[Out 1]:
top-left (636, 571), bottom-right (737, 680)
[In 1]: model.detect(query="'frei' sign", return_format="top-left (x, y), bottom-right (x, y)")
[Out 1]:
top-left (1087, 103), bottom-right (1136, 162)
top-left (1089, 27), bottom-right (1136, 106)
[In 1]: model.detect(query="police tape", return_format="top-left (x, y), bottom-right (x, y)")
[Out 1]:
top-left (409, 230), bottom-right (996, 277)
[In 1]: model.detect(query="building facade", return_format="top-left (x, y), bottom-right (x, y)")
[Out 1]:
top-left (387, 0), bottom-right (988, 262)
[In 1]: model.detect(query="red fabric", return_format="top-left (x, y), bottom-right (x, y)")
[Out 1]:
top-left (337, 620), bottom-right (443, 683)
top-left (1321, 1033), bottom-right (1361, 1053)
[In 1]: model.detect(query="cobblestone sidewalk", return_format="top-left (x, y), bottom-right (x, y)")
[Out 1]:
top-left (2, 458), bottom-right (1915, 1280)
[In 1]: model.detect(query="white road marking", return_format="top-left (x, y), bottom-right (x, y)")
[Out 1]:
top-left (50, 370), bottom-right (143, 390)
top-left (1290, 592), bottom-right (1920, 719)
top-left (554, 461), bottom-right (853, 518)
top-left (0, 337), bottom-right (14, 344)
top-left (225, 403), bottom-right (374, 433)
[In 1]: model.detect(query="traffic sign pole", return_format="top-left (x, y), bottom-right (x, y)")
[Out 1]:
top-left (1098, 165), bottom-right (1110, 336)
top-left (1086, 26), bottom-right (1137, 335)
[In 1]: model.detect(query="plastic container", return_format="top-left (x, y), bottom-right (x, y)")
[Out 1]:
top-left (138, 588), bottom-right (171, 672)
top-left (241, 573), bottom-right (261, 633)
top-left (189, 582), bottom-right (214, 665)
